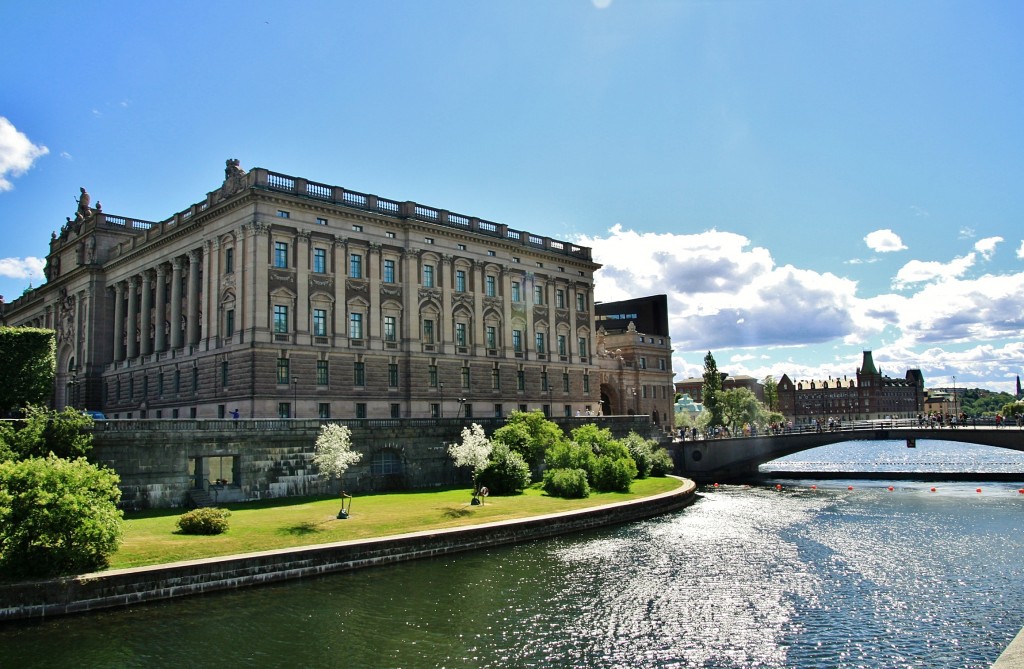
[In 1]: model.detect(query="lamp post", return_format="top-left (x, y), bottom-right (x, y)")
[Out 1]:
top-left (292, 376), bottom-right (298, 419)
top-left (439, 382), bottom-right (444, 418)
top-left (458, 397), bottom-right (467, 418)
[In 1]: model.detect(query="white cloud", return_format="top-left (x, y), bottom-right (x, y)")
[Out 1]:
top-left (892, 254), bottom-right (975, 289)
top-left (959, 226), bottom-right (976, 239)
top-left (864, 229), bottom-right (907, 253)
top-left (1018, 241), bottom-right (1024, 260)
top-left (0, 117), bottom-right (49, 192)
top-left (0, 256), bottom-right (46, 281)
top-left (974, 236), bottom-right (1003, 261)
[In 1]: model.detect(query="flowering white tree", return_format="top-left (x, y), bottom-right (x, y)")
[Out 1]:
top-left (448, 422), bottom-right (493, 502)
top-left (313, 424), bottom-right (362, 481)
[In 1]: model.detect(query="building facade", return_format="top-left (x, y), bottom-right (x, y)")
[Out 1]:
top-left (674, 374), bottom-right (764, 404)
top-left (4, 161), bottom-right (604, 420)
top-left (777, 351), bottom-right (924, 422)
top-left (593, 295), bottom-right (676, 432)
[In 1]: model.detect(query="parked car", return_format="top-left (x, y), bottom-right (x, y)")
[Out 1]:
top-left (81, 410), bottom-right (106, 420)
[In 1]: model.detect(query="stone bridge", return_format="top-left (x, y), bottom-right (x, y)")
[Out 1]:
top-left (678, 420), bottom-right (1024, 482)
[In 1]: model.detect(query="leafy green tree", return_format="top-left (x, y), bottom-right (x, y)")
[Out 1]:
top-left (569, 423), bottom-right (622, 456)
top-left (4, 405), bottom-right (93, 460)
top-left (762, 375), bottom-right (779, 412)
top-left (1000, 400), bottom-right (1024, 419)
top-left (478, 442), bottom-right (532, 495)
top-left (545, 440), bottom-right (597, 474)
top-left (649, 448), bottom-right (675, 476)
top-left (620, 431), bottom-right (655, 478)
top-left (491, 410), bottom-right (565, 470)
top-left (592, 455), bottom-right (637, 493)
top-left (0, 454), bottom-right (124, 579)
top-left (719, 387), bottom-right (764, 434)
top-left (702, 351), bottom-right (724, 428)
top-left (0, 327), bottom-right (56, 417)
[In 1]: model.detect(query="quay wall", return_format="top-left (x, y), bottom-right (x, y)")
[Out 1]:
top-left (90, 415), bottom-right (656, 509)
top-left (0, 477), bottom-right (696, 622)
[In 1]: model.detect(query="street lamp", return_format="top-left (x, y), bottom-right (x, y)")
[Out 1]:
top-left (292, 376), bottom-right (298, 418)
top-left (458, 397), bottom-right (467, 418)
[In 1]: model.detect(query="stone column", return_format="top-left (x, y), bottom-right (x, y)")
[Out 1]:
top-left (112, 282), bottom-right (125, 362)
top-left (170, 257), bottom-right (184, 349)
top-left (186, 249), bottom-right (201, 347)
top-left (126, 276), bottom-right (139, 360)
top-left (154, 264), bottom-right (167, 352)
top-left (140, 270), bottom-right (153, 356)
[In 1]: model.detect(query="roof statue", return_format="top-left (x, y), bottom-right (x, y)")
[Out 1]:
top-left (219, 158), bottom-right (248, 200)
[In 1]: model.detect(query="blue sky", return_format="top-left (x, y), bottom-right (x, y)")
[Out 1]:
top-left (2, 0), bottom-right (1022, 393)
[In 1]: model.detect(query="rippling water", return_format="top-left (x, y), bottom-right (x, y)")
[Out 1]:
top-left (1, 441), bottom-right (1022, 668)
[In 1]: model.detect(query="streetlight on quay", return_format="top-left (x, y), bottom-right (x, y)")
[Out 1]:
top-left (458, 397), bottom-right (467, 418)
top-left (292, 376), bottom-right (298, 419)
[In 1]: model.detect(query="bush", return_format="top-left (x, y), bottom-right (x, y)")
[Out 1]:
top-left (177, 507), bottom-right (231, 535)
top-left (542, 468), bottom-right (590, 499)
top-left (650, 448), bottom-right (675, 477)
top-left (0, 455), bottom-right (124, 579)
top-left (621, 432), bottom-right (655, 479)
top-left (592, 456), bottom-right (637, 493)
top-left (478, 443), bottom-right (532, 495)
top-left (545, 440), bottom-right (596, 475)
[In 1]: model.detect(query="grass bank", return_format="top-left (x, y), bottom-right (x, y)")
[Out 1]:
top-left (113, 477), bottom-right (684, 569)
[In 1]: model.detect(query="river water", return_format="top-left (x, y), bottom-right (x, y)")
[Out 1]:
top-left (1, 440), bottom-right (1022, 668)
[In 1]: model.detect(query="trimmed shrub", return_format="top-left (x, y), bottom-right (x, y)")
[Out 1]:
top-left (592, 456), bottom-right (638, 493)
top-left (177, 507), bottom-right (231, 535)
top-left (542, 468), bottom-right (591, 499)
top-left (478, 442), bottom-right (532, 495)
top-left (0, 455), bottom-right (124, 579)
top-left (650, 448), bottom-right (675, 476)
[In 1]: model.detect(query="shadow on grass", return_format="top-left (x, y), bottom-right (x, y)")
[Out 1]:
top-left (442, 506), bottom-right (473, 519)
top-left (279, 520), bottom-right (335, 537)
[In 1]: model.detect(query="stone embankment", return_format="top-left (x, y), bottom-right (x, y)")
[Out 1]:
top-left (0, 478), bottom-right (696, 622)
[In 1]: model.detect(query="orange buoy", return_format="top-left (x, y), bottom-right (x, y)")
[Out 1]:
top-left (811, 485), bottom-right (817, 490)
top-left (930, 487), bottom-right (937, 492)
top-left (1019, 489), bottom-right (1024, 494)
top-left (713, 483), bottom-right (719, 488)
top-left (976, 488), bottom-right (982, 493)
top-left (776, 484), bottom-right (782, 490)
top-left (848, 485), bottom-right (854, 491)
top-left (888, 486), bottom-right (894, 491)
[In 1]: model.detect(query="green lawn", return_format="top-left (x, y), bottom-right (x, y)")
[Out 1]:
top-left (111, 477), bottom-right (684, 570)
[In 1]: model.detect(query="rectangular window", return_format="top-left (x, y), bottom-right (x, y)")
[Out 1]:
top-left (455, 323), bottom-right (467, 347)
top-left (457, 243), bottom-right (467, 251)
top-left (225, 248), bottom-right (234, 274)
top-left (279, 402), bottom-right (291, 418)
top-left (576, 293), bottom-right (586, 311)
top-left (355, 403), bottom-right (367, 418)
top-left (486, 325), bottom-right (497, 350)
top-left (313, 248), bottom-right (327, 273)
top-left (556, 289), bottom-right (565, 308)
top-left (277, 358), bottom-right (290, 384)
top-left (174, 370), bottom-right (181, 394)
top-left (463, 403), bottom-right (473, 418)
top-left (456, 269), bottom-right (467, 292)
top-left (317, 360), bottom-right (329, 386)
top-left (491, 367), bottom-right (500, 390)
top-left (431, 403), bottom-right (440, 418)
top-left (485, 275), bottom-right (496, 297)
top-left (423, 265), bottom-right (434, 287)
top-left (317, 217), bottom-right (328, 226)
top-left (563, 372), bottom-right (570, 392)
top-left (557, 334), bottom-right (567, 356)
top-left (535, 332), bottom-right (546, 354)
top-left (349, 253), bottom-right (362, 278)
top-left (461, 366), bottom-right (471, 389)
top-left (389, 363), bottom-right (399, 388)
top-left (534, 285), bottom-right (544, 304)
top-left (274, 305), bottom-right (289, 333)
top-left (640, 357), bottom-right (647, 370)
top-left (542, 371), bottom-right (549, 391)
top-left (512, 329), bottom-right (522, 353)
top-left (319, 403), bottom-right (331, 418)
top-left (313, 308), bottom-right (327, 336)
top-left (276, 210), bottom-right (290, 218)
top-left (384, 315), bottom-right (397, 342)
top-left (583, 373), bottom-right (590, 393)
top-left (221, 361), bottom-right (228, 387)
top-left (578, 337), bottom-right (587, 358)
top-left (352, 224), bottom-right (363, 232)
top-left (354, 361), bottom-right (365, 386)
top-left (423, 319), bottom-right (434, 344)
top-left (429, 364), bottom-right (438, 388)
top-left (225, 309), bottom-right (235, 337)
top-left (517, 370), bottom-right (525, 391)
top-left (383, 259), bottom-right (396, 283)
top-left (349, 312), bottom-right (363, 339)
top-left (511, 281), bottom-right (521, 302)
top-left (494, 404), bottom-right (503, 418)
top-left (391, 403), bottom-right (401, 418)
top-left (274, 241), bottom-right (288, 268)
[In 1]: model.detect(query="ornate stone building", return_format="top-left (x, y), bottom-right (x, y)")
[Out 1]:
top-left (4, 161), bottom-right (604, 420)
top-left (777, 351), bottom-right (925, 422)
top-left (592, 295), bottom-right (676, 432)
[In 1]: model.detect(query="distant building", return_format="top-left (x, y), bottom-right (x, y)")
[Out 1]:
top-left (3, 161), bottom-right (604, 420)
top-left (777, 351), bottom-right (924, 422)
top-left (674, 374), bottom-right (764, 404)
top-left (593, 295), bottom-right (675, 432)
